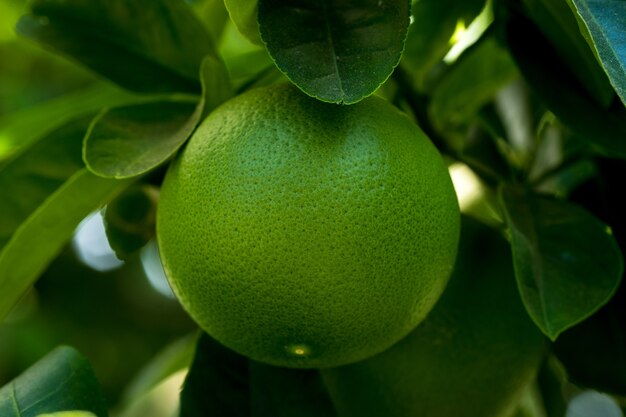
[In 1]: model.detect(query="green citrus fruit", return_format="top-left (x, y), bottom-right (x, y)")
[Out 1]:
top-left (156, 83), bottom-right (460, 368)
top-left (321, 218), bottom-right (547, 416)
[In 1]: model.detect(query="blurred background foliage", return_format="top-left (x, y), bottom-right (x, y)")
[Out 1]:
top-left (1, 0), bottom-right (625, 415)
top-left (0, 0), bottom-right (197, 409)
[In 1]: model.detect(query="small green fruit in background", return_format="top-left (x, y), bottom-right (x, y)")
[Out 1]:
top-left (157, 83), bottom-right (460, 368)
top-left (321, 218), bottom-right (547, 416)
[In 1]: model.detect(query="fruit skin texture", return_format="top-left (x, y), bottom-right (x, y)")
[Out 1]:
top-left (320, 218), bottom-right (547, 417)
top-left (157, 83), bottom-right (460, 368)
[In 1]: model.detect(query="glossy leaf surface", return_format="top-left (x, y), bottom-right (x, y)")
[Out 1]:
top-left (500, 187), bottom-right (623, 339)
top-left (0, 346), bottom-right (108, 417)
top-left (568, 0), bottom-right (626, 106)
top-left (258, 0), bottom-right (410, 103)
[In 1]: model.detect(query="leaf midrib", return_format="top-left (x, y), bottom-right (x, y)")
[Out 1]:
top-left (320, 0), bottom-right (346, 102)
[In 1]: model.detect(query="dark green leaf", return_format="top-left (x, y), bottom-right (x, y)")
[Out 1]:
top-left (36, 412), bottom-right (96, 417)
top-left (17, 0), bottom-right (217, 94)
top-left (523, 0), bottom-right (615, 108)
top-left (0, 118), bottom-right (90, 250)
top-left (567, 0), bottom-right (626, 107)
top-left (499, 186), bottom-right (624, 339)
top-left (429, 37), bottom-right (519, 130)
top-left (0, 346), bottom-right (108, 417)
top-left (180, 333), bottom-right (250, 417)
top-left (224, 0), bottom-right (263, 45)
top-left (180, 333), bottom-right (337, 417)
top-left (537, 358), bottom-right (568, 417)
top-left (0, 170), bottom-right (132, 321)
top-left (403, 0), bottom-right (486, 77)
top-left (104, 185), bottom-right (159, 259)
top-left (250, 362), bottom-right (336, 417)
top-left (83, 56), bottom-right (233, 179)
top-left (83, 100), bottom-right (198, 179)
top-left (504, 12), bottom-right (626, 159)
top-left (258, 0), bottom-right (411, 104)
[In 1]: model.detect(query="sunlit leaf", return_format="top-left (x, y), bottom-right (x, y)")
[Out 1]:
top-left (0, 346), bottom-right (108, 417)
top-left (403, 0), bottom-right (486, 78)
top-left (0, 170), bottom-right (131, 321)
top-left (224, 0), bottom-right (263, 45)
top-left (193, 0), bottom-right (230, 43)
top-left (17, 0), bottom-right (217, 94)
top-left (500, 186), bottom-right (624, 340)
top-left (258, 0), bottom-right (410, 104)
top-left (567, 0), bottom-right (626, 107)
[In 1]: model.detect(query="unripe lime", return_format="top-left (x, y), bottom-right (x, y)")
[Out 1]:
top-left (321, 218), bottom-right (547, 416)
top-left (157, 83), bottom-right (460, 368)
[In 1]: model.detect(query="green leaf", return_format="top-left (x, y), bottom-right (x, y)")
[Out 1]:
top-left (0, 346), bottom-right (108, 417)
top-left (120, 333), bottom-right (197, 409)
top-left (224, 0), bottom-right (263, 45)
top-left (17, 0), bottom-right (217, 94)
top-left (193, 0), bottom-right (230, 43)
top-left (83, 100), bottom-right (198, 179)
top-left (499, 186), bottom-right (624, 340)
top-left (180, 333), bottom-right (250, 417)
top-left (429, 37), bottom-right (519, 130)
top-left (403, 0), bottom-right (486, 77)
top-left (505, 12), bottom-right (626, 159)
top-left (258, 0), bottom-right (411, 104)
top-left (199, 55), bottom-right (235, 119)
top-left (537, 358), bottom-right (568, 417)
top-left (0, 170), bottom-right (131, 321)
top-left (250, 362), bottom-right (336, 417)
top-left (83, 56), bottom-right (233, 179)
top-left (0, 83), bottom-right (138, 161)
top-left (522, 0), bottom-right (615, 108)
top-left (103, 185), bottom-right (159, 259)
top-left (0, 118), bottom-right (90, 250)
top-left (37, 413), bottom-right (97, 417)
top-left (567, 0), bottom-right (626, 107)
top-left (180, 333), bottom-right (336, 417)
